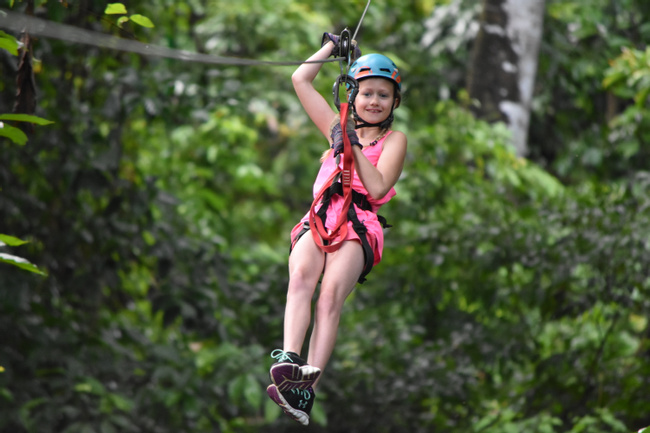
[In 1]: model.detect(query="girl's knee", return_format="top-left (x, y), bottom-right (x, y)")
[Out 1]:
top-left (289, 263), bottom-right (319, 287)
top-left (287, 267), bottom-right (321, 302)
top-left (314, 290), bottom-right (344, 318)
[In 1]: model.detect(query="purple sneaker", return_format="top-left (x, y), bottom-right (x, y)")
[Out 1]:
top-left (269, 349), bottom-right (321, 391)
top-left (266, 383), bottom-right (315, 426)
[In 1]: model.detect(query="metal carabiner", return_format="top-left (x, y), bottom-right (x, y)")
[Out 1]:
top-left (332, 74), bottom-right (359, 112)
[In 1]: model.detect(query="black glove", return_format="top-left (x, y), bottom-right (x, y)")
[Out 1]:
top-left (330, 120), bottom-right (362, 157)
top-left (321, 32), bottom-right (361, 60)
top-left (322, 32), bottom-right (339, 49)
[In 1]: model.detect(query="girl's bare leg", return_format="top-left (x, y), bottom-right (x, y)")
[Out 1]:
top-left (307, 240), bottom-right (364, 386)
top-left (283, 232), bottom-right (325, 354)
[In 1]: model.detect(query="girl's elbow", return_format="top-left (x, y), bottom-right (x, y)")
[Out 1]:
top-left (368, 188), bottom-right (389, 201)
top-left (291, 73), bottom-right (301, 89)
top-left (291, 71), bottom-right (307, 87)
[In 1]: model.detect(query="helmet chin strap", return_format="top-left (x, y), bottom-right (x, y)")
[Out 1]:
top-left (352, 105), bottom-right (395, 130)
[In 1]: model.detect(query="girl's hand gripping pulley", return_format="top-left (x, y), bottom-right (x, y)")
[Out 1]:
top-left (321, 27), bottom-right (361, 64)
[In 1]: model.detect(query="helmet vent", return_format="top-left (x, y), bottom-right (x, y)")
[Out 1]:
top-left (348, 53), bottom-right (401, 90)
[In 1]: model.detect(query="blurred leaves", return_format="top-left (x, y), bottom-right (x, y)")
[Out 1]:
top-left (1, 0), bottom-right (650, 433)
top-left (532, 0), bottom-right (650, 181)
top-left (604, 47), bottom-right (650, 106)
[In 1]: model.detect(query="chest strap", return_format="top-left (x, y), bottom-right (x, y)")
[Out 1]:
top-left (317, 182), bottom-right (391, 229)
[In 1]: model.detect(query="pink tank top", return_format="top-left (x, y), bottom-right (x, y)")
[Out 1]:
top-left (292, 131), bottom-right (396, 265)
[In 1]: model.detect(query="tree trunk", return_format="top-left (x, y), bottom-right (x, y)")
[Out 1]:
top-left (13, 0), bottom-right (36, 120)
top-left (467, 0), bottom-right (545, 156)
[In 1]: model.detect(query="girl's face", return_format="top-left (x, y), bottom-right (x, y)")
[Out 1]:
top-left (354, 78), bottom-right (397, 124)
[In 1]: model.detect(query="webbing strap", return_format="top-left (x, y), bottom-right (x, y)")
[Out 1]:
top-left (309, 102), bottom-right (355, 253)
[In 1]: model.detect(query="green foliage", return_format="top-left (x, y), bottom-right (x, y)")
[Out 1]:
top-left (0, 102), bottom-right (53, 277)
top-left (0, 114), bottom-right (54, 126)
top-left (104, 3), bottom-right (127, 15)
top-left (532, 0), bottom-right (650, 181)
top-left (0, 235), bottom-right (48, 276)
top-left (104, 3), bottom-right (155, 29)
top-left (0, 30), bottom-right (19, 55)
top-left (0, 114), bottom-right (53, 145)
top-left (604, 46), bottom-right (650, 107)
top-left (600, 47), bottom-right (650, 175)
top-left (330, 100), bottom-right (650, 432)
top-left (1, 1), bottom-right (649, 433)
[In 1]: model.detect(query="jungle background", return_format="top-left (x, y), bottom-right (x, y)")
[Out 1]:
top-left (1, 0), bottom-right (649, 432)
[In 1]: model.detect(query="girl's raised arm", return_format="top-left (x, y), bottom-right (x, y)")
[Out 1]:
top-left (292, 42), bottom-right (339, 139)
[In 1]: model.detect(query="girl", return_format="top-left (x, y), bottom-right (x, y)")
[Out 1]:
top-left (266, 34), bottom-right (407, 426)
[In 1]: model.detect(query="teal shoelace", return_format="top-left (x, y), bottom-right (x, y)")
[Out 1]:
top-left (270, 349), bottom-right (295, 363)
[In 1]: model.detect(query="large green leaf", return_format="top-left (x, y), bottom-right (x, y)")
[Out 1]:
top-left (0, 234), bottom-right (29, 247)
top-left (0, 253), bottom-right (47, 276)
top-left (0, 122), bottom-right (28, 145)
top-left (130, 14), bottom-right (154, 28)
top-left (104, 3), bottom-right (127, 14)
top-left (0, 30), bottom-right (18, 56)
top-left (0, 113), bottom-right (54, 125)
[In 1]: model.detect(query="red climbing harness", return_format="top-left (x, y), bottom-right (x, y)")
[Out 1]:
top-left (308, 102), bottom-right (356, 253)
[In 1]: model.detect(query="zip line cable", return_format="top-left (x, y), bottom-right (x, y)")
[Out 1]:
top-left (351, 0), bottom-right (371, 43)
top-left (0, 9), bottom-right (342, 66)
top-left (0, 2), bottom-right (371, 67)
